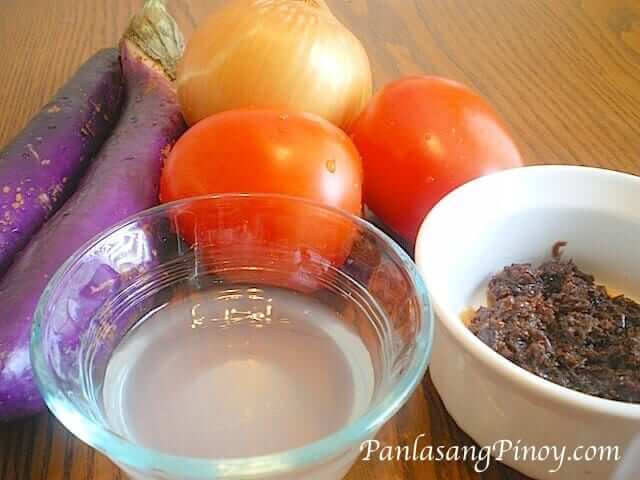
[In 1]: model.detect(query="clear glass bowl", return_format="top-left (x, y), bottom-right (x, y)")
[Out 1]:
top-left (31, 194), bottom-right (433, 480)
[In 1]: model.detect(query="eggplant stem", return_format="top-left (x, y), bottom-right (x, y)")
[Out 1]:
top-left (123, 0), bottom-right (184, 81)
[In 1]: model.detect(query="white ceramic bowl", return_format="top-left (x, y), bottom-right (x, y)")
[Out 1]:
top-left (415, 165), bottom-right (640, 480)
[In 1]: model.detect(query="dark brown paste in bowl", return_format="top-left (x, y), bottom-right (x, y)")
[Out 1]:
top-left (469, 259), bottom-right (640, 403)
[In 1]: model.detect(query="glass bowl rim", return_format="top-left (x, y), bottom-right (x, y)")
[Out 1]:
top-left (30, 192), bottom-right (434, 478)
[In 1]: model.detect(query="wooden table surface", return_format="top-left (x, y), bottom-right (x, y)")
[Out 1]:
top-left (0, 0), bottom-right (639, 479)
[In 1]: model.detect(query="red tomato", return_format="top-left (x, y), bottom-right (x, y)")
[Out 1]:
top-left (160, 109), bottom-right (363, 290)
top-left (350, 76), bottom-right (522, 245)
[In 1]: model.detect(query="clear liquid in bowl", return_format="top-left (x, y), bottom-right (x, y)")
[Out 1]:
top-left (102, 284), bottom-right (376, 458)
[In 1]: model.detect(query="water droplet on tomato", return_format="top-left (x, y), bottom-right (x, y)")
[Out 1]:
top-left (326, 159), bottom-right (336, 173)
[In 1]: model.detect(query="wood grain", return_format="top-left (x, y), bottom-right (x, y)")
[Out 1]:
top-left (0, 0), bottom-right (639, 479)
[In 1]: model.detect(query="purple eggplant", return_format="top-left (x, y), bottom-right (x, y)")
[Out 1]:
top-left (0, 0), bottom-right (185, 420)
top-left (0, 49), bottom-right (124, 274)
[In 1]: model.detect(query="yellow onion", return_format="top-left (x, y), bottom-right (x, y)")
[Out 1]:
top-left (176, 0), bottom-right (372, 129)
